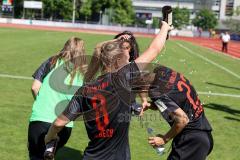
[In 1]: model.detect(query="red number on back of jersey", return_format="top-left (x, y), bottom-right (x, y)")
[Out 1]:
top-left (177, 75), bottom-right (203, 118)
top-left (91, 94), bottom-right (109, 131)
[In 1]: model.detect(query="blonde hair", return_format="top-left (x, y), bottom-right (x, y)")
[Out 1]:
top-left (51, 37), bottom-right (87, 85)
top-left (84, 39), bottom-right (124, 83)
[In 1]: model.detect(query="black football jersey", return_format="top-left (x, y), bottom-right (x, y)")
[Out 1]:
top-left (63, 62), bottom-right (139, 160)
top-left (149, 65), bottom-right (212, 131)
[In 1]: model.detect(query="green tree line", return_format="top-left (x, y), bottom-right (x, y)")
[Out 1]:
top-left (7, 1), bottom-right (221, 30)
top-left (12, 0), bottom-right (134, 25)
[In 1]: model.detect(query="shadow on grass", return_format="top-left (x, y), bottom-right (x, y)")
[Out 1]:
top-left (204, 103), bottom-right (240, 116)
top-left (56, 146), bottom-right (83, 160)
top-left (206, 82), bottom-right (240, 91)
top-left (224, 116), bottom-right (240, 122)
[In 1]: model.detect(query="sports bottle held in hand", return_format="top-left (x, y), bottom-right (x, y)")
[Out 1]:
top-left (162, 6), bottom-right (173, 39)
top-left (147, 127), bottom-right (165, 155)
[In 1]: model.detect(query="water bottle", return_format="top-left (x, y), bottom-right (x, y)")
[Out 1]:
top-left (162, 6), bottom-right (173, 26)
top-left (44, 138), bottom-right (59, 160)
top-left (147, 127), bottom-right (165, 155)
top-left (162, 6), bottom-right (173, 40)
top-left (131, 102), bottom-right (142, 116)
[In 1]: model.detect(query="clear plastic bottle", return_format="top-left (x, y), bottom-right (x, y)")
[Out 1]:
top-left (147, 127), bottom-right (165, 155)
top-left (131, 102), bottom-right (142, 116)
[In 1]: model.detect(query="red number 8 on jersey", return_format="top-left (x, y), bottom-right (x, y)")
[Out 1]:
top-left (91, 94), bottom-right (110, 131)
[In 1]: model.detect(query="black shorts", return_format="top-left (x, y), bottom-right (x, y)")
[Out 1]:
top-left (168, 130), bottom-right (213, 160)
top-left (28, 121), bottom-right (72, 160)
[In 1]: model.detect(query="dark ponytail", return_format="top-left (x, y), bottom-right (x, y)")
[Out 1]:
top-left (114, 31), bottom-right (139, 61)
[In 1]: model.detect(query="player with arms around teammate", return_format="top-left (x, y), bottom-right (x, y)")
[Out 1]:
top-left (28, 37), bottom-right (87, 160)
top-left (138, 65), bottom-right (213, 160)
top-left (44, 21), bottom-right (171, 160)
top-left (85, 30), bottom-right (149, 115)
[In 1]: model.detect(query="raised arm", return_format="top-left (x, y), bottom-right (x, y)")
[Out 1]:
top-left (135, 21), bottom-right (170, 70)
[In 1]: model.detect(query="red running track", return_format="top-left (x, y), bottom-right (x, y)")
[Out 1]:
top-left (172, 36), bottom-right (240, 58)
top-left (0, 23), bottom-right (239, 58)
top-left (0, 23), bottom-right (154, 37)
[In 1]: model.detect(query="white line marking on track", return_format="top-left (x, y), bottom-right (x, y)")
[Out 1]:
top-left (177, 43), bottom-right (240, 80)
top-left (173, 39), bottom-right (240, 60)
top-left (0, 74), bottom-right (32, 80)
top-left (205, 47), bottom-right (240, 60)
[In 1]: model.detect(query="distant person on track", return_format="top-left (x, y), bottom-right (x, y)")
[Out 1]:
top-left (198, 27), bottom-right (202, 37)
top-left (28, 37), bottom-right (87, 160)
top-left (209, 29), bottom-right (216, 38)
top-left (221, 31), bottom-right (230, 53)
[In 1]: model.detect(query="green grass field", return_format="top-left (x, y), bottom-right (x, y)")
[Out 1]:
top-left (0, 27), bottom-right (240, 160)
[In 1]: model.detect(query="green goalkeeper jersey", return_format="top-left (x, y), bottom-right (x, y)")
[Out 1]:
top-left (30, 59), bottom-right (83, 127)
